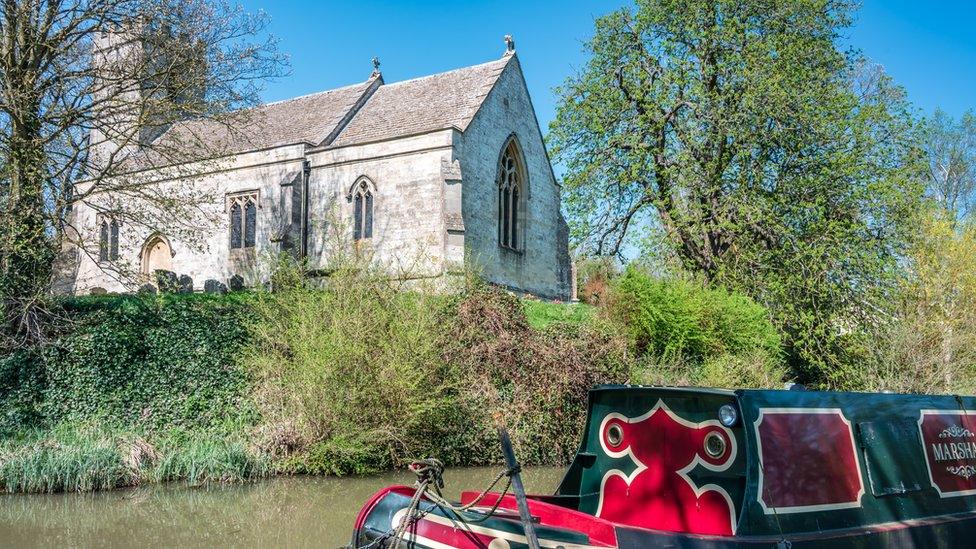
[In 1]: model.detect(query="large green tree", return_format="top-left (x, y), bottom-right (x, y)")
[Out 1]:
top-left (549, 0), bottom-right (924, 387)
top-left (923, 109), bottom-right (976, 221)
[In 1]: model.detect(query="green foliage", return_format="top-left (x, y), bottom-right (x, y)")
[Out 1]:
top-left (41, 294), bottom-right (254, 433)
top-left (0, 425), bottom-right (132, 494)
top-left (246, 260), bottom-right (456, 476)
top-left (0, 424), bottom-right (266, 493)
top-left (0, 261), bottom-right (796, 492)
top-left (441, 285), bottom-right (630, 466)
top-left (607, 268), bottom-right (785, 388)
top-left (247, 257), bottom-right (630, 474)
top-left (549, 0), bottom-right (925, 388)
top-left (151, 431), bottom-right (267, 485)
top-left (0, 293), bottom-right (263, 493)
top-left (0, 350), bottom-right (46, 437)
top-left (522, 300), bottom-right (594, 330)
top-left (864, 211), bottom-right (976, 393)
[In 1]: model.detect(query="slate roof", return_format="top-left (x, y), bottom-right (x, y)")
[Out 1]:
top-left (132, 55), bottom-right (512, 166)
top-left (330, 56), bottom-right (512, 147)
top-left (142, 77), bottom-right (377, 161)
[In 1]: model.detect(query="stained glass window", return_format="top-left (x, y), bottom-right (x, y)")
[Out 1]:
top-left (228, 192), bottom-right (258, 250)
top-left (498, 138), bottom-right (524, 250)
top-left (99, 221), bottom-right (109, 261)
top-left (352, 180), bottom-right (373, 241)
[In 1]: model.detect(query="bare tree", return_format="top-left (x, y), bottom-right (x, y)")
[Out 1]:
top-left (924, 109), bottom-right (976, 221)
top-left (0, 0), bottom-right (286, 344)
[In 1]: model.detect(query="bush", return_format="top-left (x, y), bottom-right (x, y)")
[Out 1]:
top-left (441, 284), bottom-right (629, 466)
top-left (246, 261), bottom-right (455, 475)
top-left (606, 267), bottom-right (785, 387)
top-left (40, 294), bottom-right (254, 433)
top-left (0, 350), bottom-right (45, 437)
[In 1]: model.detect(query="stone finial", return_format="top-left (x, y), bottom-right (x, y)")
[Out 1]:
top-left (503, 35), bottom-right (515, 56)
top-left (371, 56), bottom-right (381, 77)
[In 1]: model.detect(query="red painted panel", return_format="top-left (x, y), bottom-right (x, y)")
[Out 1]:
top-left (919, 410), bottom-right (976, 497)
top-left (595, 401), bottom-right (737, 535)
top-left (755, 409), bottom-right (864, 512)
top-left (460, 491), bottom-right (618, 547)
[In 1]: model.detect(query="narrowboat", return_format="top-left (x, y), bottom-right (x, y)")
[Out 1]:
top-left (350, 385), bottom-right (976, 547)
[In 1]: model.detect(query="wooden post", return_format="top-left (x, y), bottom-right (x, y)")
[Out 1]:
top-left (498, 427), bottom-right (541, 549)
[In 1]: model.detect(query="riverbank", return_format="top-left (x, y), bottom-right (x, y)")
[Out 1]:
top-left (0, 265), bottom-right (785, 493)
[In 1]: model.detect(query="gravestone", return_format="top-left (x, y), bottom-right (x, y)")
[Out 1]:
top-left (204, 279), bottom-right (227, 294)
top-left (228, 274), bottom-right (245, 292)
top-left (154, 270), bottom-right (179, 293)
top-left (178, 275), bottom-right (193, 293)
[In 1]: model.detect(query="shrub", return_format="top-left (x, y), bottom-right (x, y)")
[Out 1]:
top-left (246, 261), bottom-right (455, 475)
top-left (41, 294), bottom-right (254, 433)
top-left (606, 267), bottom-right (785, 388)
top-left (0, 350), bottom-right (45, 437)
top-left (441, 284), bottom-right (630, 466)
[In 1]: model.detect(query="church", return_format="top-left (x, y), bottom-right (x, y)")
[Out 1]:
top-left (64, 38), bottom-right (573, 300)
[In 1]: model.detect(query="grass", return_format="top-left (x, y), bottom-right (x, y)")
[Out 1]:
top-left (152, 434), bottom-right (267, 485)
top-left (0, 426), bottom-right (132, 494)
top-left (522, 300), bottom-right (595, 330)
top-left (0, 424), bottom-right (266, 494)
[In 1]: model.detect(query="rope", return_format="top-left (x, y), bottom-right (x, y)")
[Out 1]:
top-left (357, 459), bottom-right (519, 548)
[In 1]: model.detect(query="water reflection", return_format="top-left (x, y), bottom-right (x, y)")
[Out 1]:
top-left (0, 466), bottom-right (565, 548)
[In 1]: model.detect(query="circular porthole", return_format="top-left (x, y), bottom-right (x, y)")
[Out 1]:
top-left (704, 432), bottom-right (727, 458)
top-left (607, 424), bottom-right (623, 448)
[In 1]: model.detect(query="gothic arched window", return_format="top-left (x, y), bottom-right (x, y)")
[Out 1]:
top-left (98, 217), bottom-right (120, 261)
top-left (110, 219), bottom-right (120, 260)
top-left (228, 191), bottom-right (258, 249)
top-left (498, 137), bottom-right (525, 251)
top-left (352, 179), bottom-right (373, 241)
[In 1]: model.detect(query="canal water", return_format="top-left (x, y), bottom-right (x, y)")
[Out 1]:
top-left (0, 466), bottom-right (565, 548)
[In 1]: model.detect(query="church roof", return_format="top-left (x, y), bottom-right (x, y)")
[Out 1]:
top-left (130, 54), bottom-right (513, 167)
top-left (329, 56), bottom-right (512, 147)
top-left (146, 77), bottom-right (379, 158)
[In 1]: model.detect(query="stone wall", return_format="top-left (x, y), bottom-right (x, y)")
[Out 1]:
top-left (305, 132), bottom-right (452, 278)
top-left (69, 146), bottom-right (307, 294)
top-left (455, 56), bottom-right (572, 300)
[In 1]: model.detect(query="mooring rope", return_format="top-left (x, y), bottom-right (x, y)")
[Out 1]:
top-left (358, 458), bottom-right (518, 548)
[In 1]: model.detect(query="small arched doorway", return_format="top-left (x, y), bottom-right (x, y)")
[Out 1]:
top-left (141, 235), bottom-right (173, 274)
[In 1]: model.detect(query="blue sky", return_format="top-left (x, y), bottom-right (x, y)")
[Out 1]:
top-left (242, 0), bottom-right (976, 134)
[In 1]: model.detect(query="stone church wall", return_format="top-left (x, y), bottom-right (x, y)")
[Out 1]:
top-left (305, 131), bottom-right (452, 278)
top-left (70, 145), bottom-right (307, 294)
top-left (456, 59), bottom-right (572, 300)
